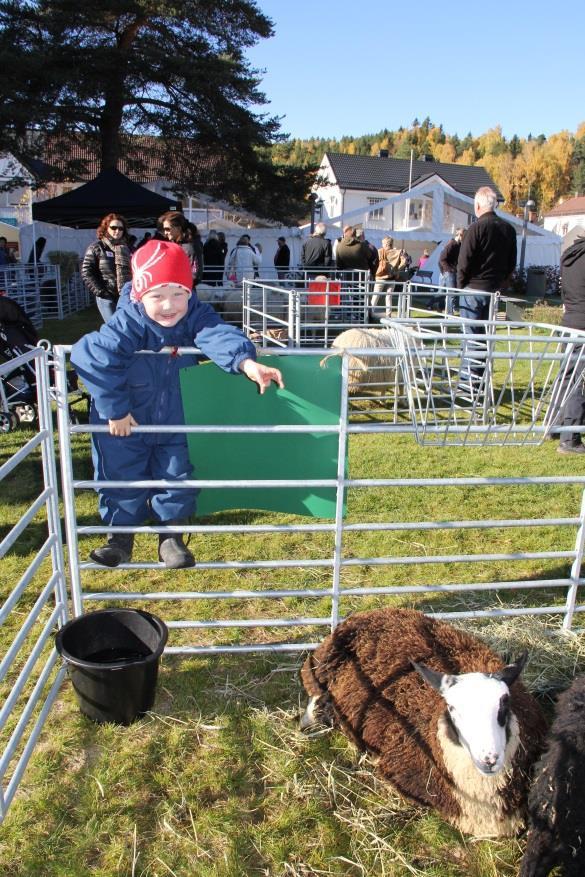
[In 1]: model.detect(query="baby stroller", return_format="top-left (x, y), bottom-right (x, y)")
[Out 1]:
top-left (0, 295), bottom-right (86, 432)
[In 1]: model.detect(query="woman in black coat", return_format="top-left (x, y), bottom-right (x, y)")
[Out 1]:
top-left (202, 230), bottom-right (225, 285)
top-left (81, 213), bottom-right (132, 323)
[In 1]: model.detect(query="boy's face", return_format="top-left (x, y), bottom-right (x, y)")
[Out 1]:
top-left (141, 285), bottom-right (190, 327)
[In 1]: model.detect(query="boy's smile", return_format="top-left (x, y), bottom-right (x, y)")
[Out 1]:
top-left (141, 285), bottom-right (191, 327)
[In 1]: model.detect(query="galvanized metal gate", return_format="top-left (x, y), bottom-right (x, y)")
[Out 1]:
top-left (0, 346), bottom-right (69, 820)
top-left (51, 342), bottom-right (585, 653)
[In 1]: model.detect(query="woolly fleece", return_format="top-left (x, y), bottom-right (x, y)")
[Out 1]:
top-left (301, 607), bottom-right (547, 837)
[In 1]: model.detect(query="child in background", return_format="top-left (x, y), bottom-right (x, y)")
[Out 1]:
top-left (71, 240), bottom-right (284, 569)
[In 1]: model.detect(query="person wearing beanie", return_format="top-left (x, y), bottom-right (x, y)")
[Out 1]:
top-left (71, 240), bottom-right (284, 569)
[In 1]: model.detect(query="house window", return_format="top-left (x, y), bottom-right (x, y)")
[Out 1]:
top-left (367, 197), bottom-right (385, 220)
top-left (409, 199), bottom-right (423, 222)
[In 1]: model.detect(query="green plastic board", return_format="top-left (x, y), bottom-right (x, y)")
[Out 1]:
top-left (179, 354), bottom-right (345, 518)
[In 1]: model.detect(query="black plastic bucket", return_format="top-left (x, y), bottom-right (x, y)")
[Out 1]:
top-left (55, 609), bottom-right (168, 725)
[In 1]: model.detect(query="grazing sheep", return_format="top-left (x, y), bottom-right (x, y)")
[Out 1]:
top-left (520, 674), bottom-right (585, 877)
top-left (301, 608), bottom-right (546, 837)
top-left (330, 327), bottom-right (399, 394)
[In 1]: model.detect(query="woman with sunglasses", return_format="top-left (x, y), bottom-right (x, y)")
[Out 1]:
top-left (157, 211), bottom-right (204, 289)
top-left (81, 213), bottom-right (132, 323)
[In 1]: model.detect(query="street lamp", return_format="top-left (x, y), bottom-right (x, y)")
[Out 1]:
top-left (518, 198), bottom-right (536, 276)
top-left (308, 193), bottom-right (324, 233)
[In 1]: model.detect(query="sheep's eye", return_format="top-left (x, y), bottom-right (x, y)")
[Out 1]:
top-left (497, 694), bottom-right (510, 727)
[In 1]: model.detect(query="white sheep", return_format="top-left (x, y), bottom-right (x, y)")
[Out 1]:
top-left (330, 327), bottom-right (399, 395)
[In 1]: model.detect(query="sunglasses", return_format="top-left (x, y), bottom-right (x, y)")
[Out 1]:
top-left (109, 225), bottom-right (124, 231)
top-left (162, 226), bottom-right (174, 232)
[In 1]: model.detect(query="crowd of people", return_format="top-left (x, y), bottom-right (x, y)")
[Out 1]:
top-left (81, 211), bottom-right (295, 323)
top-left (76, 192), bottom-right (524, 339)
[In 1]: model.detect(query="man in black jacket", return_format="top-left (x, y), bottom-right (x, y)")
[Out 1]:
top-left (301, 223), bottom-right (332, 273)
top-left (273, 236), bottom-right (290, 279)
top-left (556, 236), bottom-right (585, 454)
top-left (457, 187), bottom-right (517, 322)
top-left (455, 187), bottom-right (517, 384)
top-left (431, 227), bottom-right (464, 313)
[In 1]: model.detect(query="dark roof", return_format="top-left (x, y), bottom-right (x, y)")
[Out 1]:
top-left (26, 133), bottom-right (221, 190)
top-left (324, 152), bottom-right (502, 200)
top-left (32, 168), bottom-right (181, 228)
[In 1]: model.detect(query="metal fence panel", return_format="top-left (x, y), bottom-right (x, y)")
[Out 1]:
top-left (0, 347), bottom-right (69, 822)
top-left (52, 344), bottom-right (585, 657)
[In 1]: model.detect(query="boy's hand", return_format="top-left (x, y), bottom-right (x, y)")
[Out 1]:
top-left (109, 414), bottom-right (138, 436)
top-left (239, 358), bottom-right (285, 395)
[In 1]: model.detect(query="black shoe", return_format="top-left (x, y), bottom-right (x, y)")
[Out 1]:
top-left (90, 533), bottom-right (134, 567)
top-left (557, 443), bottom-right (585, 455)
top-left (158, 533), bottom-right (195, 569)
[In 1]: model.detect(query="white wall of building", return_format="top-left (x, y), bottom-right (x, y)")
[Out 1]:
top-left (544, 213), bottom-right (585, 237)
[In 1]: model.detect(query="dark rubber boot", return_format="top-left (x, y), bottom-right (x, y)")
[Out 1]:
top-left (90, 533), bottom-right (134, 567)
top-left (158, 532), bottom-right (195, 569)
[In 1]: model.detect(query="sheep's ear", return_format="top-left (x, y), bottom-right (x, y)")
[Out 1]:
top-left (411, 660), bottom-right (454, 692)
top-left (494, 651), bottom-right (528, 687)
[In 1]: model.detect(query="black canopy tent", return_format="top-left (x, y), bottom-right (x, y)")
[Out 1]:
top-left (32, 168), bottom-right (181, 228)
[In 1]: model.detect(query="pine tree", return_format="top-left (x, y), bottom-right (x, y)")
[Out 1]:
top-left (0, 0), bottom-right (309, 220)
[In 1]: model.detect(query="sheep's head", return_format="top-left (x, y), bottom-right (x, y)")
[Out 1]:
top-left (411, 654), bottom-right (527, 776)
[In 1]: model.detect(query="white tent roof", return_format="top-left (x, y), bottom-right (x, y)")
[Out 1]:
top-left (300, 178), bottom-right (561, 276)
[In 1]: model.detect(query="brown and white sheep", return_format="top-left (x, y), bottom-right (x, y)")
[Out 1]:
top-left (300, 607), bottom-right (546, 837)
top-left (520, 673), bottom-right (585, 877)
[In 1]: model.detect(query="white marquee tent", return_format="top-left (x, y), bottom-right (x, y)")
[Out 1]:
top-left (300, 178), bottom-right (561, 282)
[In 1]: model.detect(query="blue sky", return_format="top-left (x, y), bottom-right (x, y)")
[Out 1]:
top-left (247, 0), bottom-right (584, 142)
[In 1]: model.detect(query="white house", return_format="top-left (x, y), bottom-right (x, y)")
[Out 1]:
top-left (543, 196), bottom-right (585, 243)
top-left (313, 151), bottom-right (502, 232)
top-left (0, 153), bottom-right (35, 226)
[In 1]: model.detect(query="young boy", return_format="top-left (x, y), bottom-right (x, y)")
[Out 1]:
top-left (71, 239), bottom-right (284, 569)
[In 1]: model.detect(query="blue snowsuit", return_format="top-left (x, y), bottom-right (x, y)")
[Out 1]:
top-left (71, 286), bottom-right (256, 526)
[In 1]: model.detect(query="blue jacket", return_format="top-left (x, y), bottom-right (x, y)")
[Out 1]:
top-left (71, 284), bottom-right (256, 426)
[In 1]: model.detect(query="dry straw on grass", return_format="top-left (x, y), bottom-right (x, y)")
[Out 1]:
top-left (454, 613), bottom-right (585, 704)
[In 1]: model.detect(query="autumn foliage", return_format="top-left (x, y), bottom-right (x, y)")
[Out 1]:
top-left (271, 119), bottom-right (585, 217)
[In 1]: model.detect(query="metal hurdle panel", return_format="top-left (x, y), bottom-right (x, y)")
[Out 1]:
top-left (0, 346), bottom-right (69, 821)
top-left (61, 269), bottom-right (90, 316)
top-left (241, 270), bottom-right (371, 348)
top-left (0, 262), bottom-right (87, 325)
top-left (52, 344), bottom-right (585, 660)
top-left (37, 264), bottom-right (64, 321)
top-left (4, 340), bottom-right (585, 820)
top-left (239, 282), bottom-right (517, 424)
top-left (0, 265), bottom-right (45, 328)
top-left (385, 318), bottom-right (585, 446)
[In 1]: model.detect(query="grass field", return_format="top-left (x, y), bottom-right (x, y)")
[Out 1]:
top-left (1, 301), bottom-right (585, 876)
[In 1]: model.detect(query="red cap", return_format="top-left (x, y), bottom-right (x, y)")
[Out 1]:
top-left (131, 240), bottom-right (192, 300)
